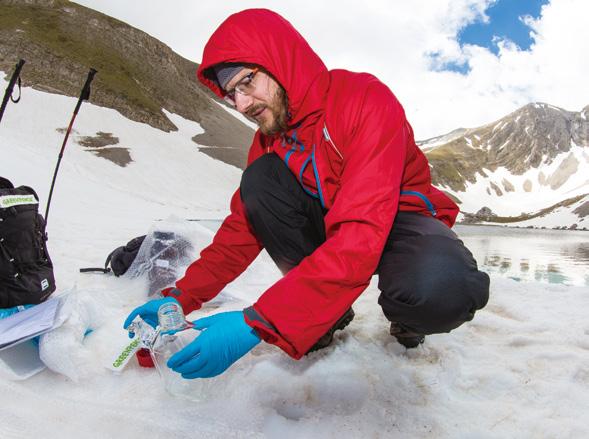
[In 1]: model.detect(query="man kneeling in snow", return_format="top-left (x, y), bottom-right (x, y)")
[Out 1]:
top-left (125, 9), bottom-right (490, 379)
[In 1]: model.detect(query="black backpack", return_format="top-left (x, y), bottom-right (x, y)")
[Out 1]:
top-left (80, 235), bottom-right (146, 277)
top-left (0, 177), bottom-right (56, 307)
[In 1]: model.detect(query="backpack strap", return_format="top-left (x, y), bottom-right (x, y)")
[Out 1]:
top-left (79, 246), bottom-right (118, 274)
top-left (79, 267), bottom-right (111, 274)
top-left (79, 235), bottom-right (146, 276)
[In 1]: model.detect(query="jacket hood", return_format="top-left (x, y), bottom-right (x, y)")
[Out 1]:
top-left (197, 9), bottom-right (329, 127)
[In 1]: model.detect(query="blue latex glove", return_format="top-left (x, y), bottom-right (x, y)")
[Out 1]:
top-left (123, 296), bottom-right (180, 336)
top-left (0, 305), bottom-right (33, 320)
top-left (167, 311), bottom-right (261, 379)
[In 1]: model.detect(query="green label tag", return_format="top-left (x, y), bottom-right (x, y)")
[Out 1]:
top-left (0, 194), bottom-right (38, 208)
top-left (109, 338), bottom-right (141, 371)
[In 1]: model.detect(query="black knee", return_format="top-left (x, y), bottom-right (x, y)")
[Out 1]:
top-left (240, 153), bottom-right (283, 208)
top-left (238, 153), bottom-right (326, 273)
top-left (378, 235), bottom-right (489, 334)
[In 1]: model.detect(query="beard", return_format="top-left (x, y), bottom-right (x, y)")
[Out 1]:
top-left (249, 85), bottom-right (289, 136)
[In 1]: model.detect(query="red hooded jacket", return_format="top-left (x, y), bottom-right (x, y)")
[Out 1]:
top-left (165, 9), bottom-right (459, 359)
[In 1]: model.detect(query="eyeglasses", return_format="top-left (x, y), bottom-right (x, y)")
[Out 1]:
top-left (223, 68), bottom-right (259, 106)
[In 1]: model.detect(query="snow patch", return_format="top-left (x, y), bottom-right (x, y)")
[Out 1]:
top-left (497, 137), bottom-right (511, 151)
top-left (459, 145), bottom-right (589, 219)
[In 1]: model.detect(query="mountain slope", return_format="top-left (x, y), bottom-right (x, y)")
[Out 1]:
top-left (423, 103), bottom-right (589, 228)
top-left (0, 0), bottom-right (254, 168)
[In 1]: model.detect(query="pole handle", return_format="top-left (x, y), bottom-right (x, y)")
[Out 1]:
top-left (0, 59), bottom-right (26, 124)
top-left (74, 68), bottom-right (97, 115)
top-left (45, 67), bottom-right (98, 225)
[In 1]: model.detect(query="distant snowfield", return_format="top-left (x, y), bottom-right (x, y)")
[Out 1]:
top-left (450, 144), bottom-right (589, 222)
top-left (420, 109), bottom-right (589, 228)
top-left (1, 81), bottom-right (589, 438)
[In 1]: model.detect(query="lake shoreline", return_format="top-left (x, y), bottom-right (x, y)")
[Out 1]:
top-left (456, 222), bottom-right (588, 232)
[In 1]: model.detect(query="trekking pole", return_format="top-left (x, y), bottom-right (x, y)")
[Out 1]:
top-left (45, 68), bottom-right (97, 225)
top-left (0, 59), bottom-right (26, 125)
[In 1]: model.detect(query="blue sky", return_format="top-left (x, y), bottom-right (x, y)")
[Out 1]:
top-left (446, 0), bottom-right (549, 73)
top-left (460, 0), bottom-right (548, 53)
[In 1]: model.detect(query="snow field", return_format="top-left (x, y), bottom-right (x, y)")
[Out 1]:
top-left (1, 78), bottom-right (588, 438)
top-left (450, 143), bottom-right (588, 219)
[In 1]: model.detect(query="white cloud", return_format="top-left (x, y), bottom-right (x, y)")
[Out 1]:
top-left (72, 0), bottom-right (588, 139)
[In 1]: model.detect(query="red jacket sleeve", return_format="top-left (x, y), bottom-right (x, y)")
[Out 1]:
top-left (165, 134), bottom-right (266, 314)
top-left (244, 82), bottom-right (410, 358)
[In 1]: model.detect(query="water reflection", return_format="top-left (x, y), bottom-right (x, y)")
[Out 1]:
top-left (194, 220), bottom-right (589, 287)
top-left (455, 225), bottom-right (589, 287)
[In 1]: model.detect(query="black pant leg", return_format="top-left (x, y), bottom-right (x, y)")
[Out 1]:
top-left (377, 212), bottom-right (490, 335)
top-left (240, 153), bottom-right (325, 274)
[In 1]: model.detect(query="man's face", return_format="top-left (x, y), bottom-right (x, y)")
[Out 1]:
top-left (224, 68), bottom-right (289, 136)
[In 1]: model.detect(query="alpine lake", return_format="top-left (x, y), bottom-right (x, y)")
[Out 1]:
top-left (195, 220), bottom-right (589, 288)
top-left (455, 225), bottom-right (589, 287)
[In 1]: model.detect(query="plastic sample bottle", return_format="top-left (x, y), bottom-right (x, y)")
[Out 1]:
top-left (150, 302), bottom-right (198, 398)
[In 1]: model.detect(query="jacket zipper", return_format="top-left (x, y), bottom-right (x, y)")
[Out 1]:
top-left (322, 124), bottom-right (343, 160)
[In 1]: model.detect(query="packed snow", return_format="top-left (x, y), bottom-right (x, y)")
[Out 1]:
top-left (1, 79), bottom-right (589, 438)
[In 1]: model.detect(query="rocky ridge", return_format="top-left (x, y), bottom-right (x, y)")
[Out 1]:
top-left (424, 103), bottom-right (589, 192)
top-left (421, 103), bottom-right (589, 227)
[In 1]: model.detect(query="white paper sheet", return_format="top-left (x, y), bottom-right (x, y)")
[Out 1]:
top-left (0, 298), bottom-right (61, 350)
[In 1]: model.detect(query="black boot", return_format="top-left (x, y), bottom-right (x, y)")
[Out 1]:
top-left (390, 322), bottom-right (425, 348)
top-left (307, 308), bottom-right (355, 354)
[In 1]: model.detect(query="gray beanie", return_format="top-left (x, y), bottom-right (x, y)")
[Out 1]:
top-left (213, 64), bottom-right (245, 89)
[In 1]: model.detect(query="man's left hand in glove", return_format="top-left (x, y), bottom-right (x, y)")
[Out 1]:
top-left (167, 310), bottom-right (261, 379)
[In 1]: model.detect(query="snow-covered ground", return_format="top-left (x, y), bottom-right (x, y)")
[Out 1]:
top-left (449, 143), bottom-right (589, 221)
top-left (2, 81), bottom-right (589, 438)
